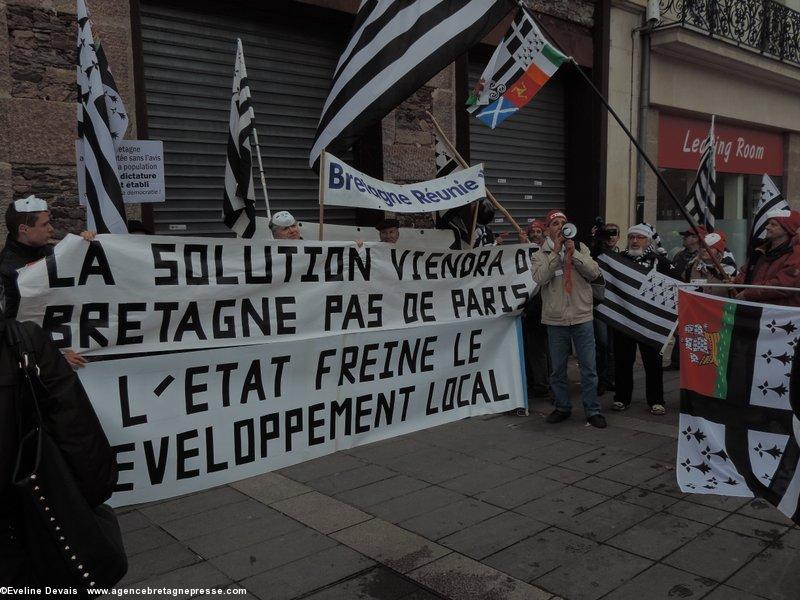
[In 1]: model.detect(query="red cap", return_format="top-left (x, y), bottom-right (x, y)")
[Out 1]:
top-left (545, 209), bottom-right (567, 226)
top-left (527, 219), bottom-right (546, 231)
top-left (771, 210), bottom-right (800, 238)
top-left (703, 231), bottom-right (726, 252)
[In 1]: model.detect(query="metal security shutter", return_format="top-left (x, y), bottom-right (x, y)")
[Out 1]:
top-left (139, 2), bottom-right (353, 235)
top-left (468, 58), bottom-right (566, 231)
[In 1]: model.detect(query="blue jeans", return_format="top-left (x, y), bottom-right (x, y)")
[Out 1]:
top-left (547, 322), bottom-right (601, 417)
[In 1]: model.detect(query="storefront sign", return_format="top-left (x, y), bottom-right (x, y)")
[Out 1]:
top-left (658, 114), bottom-right (783, 175)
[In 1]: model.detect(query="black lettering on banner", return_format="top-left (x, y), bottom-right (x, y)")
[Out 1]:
top-left (241, 298), bottom-right (270, 337)
top-left (112, 443), bottom-right (135, 492)
top-left (359, 343), bottom-right (379, 382)
top-left (216, 362), bottom-right (238, 407)
top-left (285, 408), bottom-right (303, 452)
top-left (245, 246), bottom-right (272, 284)
top-left (330, 398), bottom-right (352, 440)
top-left (424, 253), bottom-right (443, 279)
top-left (390, 249), bottom-right (409, 279)
top-left (456, 373), bottom-right (471, 407)
top-left (410, 251), bottom-right (424, 280)
top-left (241, 359), bottom-right (266, 403)
top-left (184, 244), bottom-right (210, 285)
top-left (185, 366), bottom-right (209, 414)
top-left (324, 296), bottom-right (342, 331)
top-left (43, 305), bottom-right (73, 348)
top-left (451, 289), bottom-right (465, 318)
top-left (459, 253), bottom-right (476, 278)
top-left (325, 247), bottom-right (344, 281)
top-left (472, 371), bottom-right (491, 404)
top-left (515, 248), bottom-right (529, 274)
top-left (403, 292), bottom-right (428, 324)
top-left (380, 340), bottom-right (398, 379)
top-left (316, 349), bottom-right (336, 390)
top-left (154, 302), bottom-right (179, 342)
top-left (398, 339), bottom-right (419, 376)
top-left (234, 419), bottom-right (255, 465)
top-left (119, 375), bottom-right (147, 427)
top-left (175, 302), bottom-right (207, 342)
top-left (301, 246), bottom-right (322, 282)
top-left (349, 247), bottom-right (370, 281)
top-left (79, 302), bottom-right (109, 348)
top-left (355, 394), bottom-right (373, 434)
top-left (339, 346), bottom-right (358, 385)
top-left (511, 283), bottom-right (529, 309)
top-left (375, 391), bottom-right (394, 426)
top-left (420, 336), bottom-right (436, 372)
top-left (490, 368), bottom-right (510, 402)
top-left (144, 436), bottom-right (169, 485)
top-left (308, 402), bottom-right (326, 446)
top-left (176, 429), bottom-right (200, 479)
top-left (369, 294), bottom-right (383, 327)
top-left (425, 382), bottom-right (437, 415)
top-left (214, 245), bottom-right (239, 284)
top-left (275, 297), bottom-right (296, 334)
top-left (498, 286), bottom-right (513, 313)
top-left (46, 253), bottom-right (74, 288)
top-left (205, 426), bottom-right (228, 473)
top-left (398, 385), bottom-right (414, 420)
top-left (277, 246), bottom-right (298, 282)
top-left (271, 355), bottom-right (290, 398)
top-left (487, 252), bottom-right (504, 276)
top-left (78, 241), bottom-right (115, 285)
top-left (481, 287), bottom-right (496, 315)
top-left (441, 376), bottom-right (457, 411)
top-left (473, 251), bottom-right (490, 276)
top-left (260, 413), bottom-right (279, 457)
top-left (213, 299), bottom-right (237, 339)
top-left (152, 244), bottom-right (178, 285)
top-left (117, 302), bottom-right (146, 345)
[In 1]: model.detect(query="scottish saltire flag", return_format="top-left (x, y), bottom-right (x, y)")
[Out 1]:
top-left (310, 0), bottom-right (515, 166)
top-left (76, 0), bottom-right (127, 234)
top-left (677, 289), bottom-right (800, 525)
top-left (469, 8), bottom-right (568, 129)
top-left (752, 174), bottom-right (790, 243)
top-left (685, 119), bottom-right (717, 231)
top-left (222, 39), bottom-right (258, 238)
top-left (434, 132), bottom-right (460, 177)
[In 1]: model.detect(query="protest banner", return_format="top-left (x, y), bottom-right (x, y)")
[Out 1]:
top-left (80, 317), bottom-right (526, 506)
top-left (17, 234), bottom-right (536, 356)
top-left (77, 140), bottom-right (166, 204)
top-left (323, 152), bottom-right (486, 213)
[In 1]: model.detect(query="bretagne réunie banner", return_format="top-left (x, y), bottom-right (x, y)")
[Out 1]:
top-left (17, 234), bottom-right (537, 356)
top-left (323, 152), bottom-right (485, 213)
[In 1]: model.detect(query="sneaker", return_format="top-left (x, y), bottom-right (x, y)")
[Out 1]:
top-left (650, 404), bottom-right (666, 416)
top-left (586, 414), bottom-right (607, 429)
top-left (611, 401), bottom-right (628, 412)
top-left (545, 409), bottom-right (571, 424)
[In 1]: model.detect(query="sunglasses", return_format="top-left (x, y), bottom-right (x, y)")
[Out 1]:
top-left (606, 229), bottom-right (618, 236)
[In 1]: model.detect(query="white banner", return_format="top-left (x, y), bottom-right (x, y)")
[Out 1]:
top-left (77, 140), bottom-right (165, 204)
top-left (82, 317), bottom-right (526, 506)
top-left (17, 235), bottom-right (536, 356)
top-left (324, 152), bottom-right (485, 213)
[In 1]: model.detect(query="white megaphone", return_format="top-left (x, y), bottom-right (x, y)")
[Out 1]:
top-left (561, 222), bottom-right (578, 240)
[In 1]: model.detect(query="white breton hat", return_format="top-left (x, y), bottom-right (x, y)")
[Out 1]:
top-left (270, 210), bottom-right (296, 229)
top-left (13, 194), bottom-right (48, 213)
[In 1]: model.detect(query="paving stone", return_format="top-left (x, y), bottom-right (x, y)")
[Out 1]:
top-left (559, 499), bottom-right (653, 542)
top-left (231, 472), bottom-right (311, 505)
top-left (301, 566), bottom-right (423, 600)
top-left (368, 485), bottom-right (465, 523)
top-left (476, 473), bottom-right (566, 509)
top-left (120, 542), bottom-right (203, 585)
top-left (598, 457), bottom-right (673, 486)
top-left (279, 453), bottom-right (366, 483)
top-left (505, 455), bottom-right (550, 473)
top-left (515, 486), bottom-right (608, 525)
top-left (439, 511), bottom-right (549, 560)
top-left (399, 497), bottom-right (504, 540)
top-left (559, 447), bottom-right (636, 475)
top-left (641, 443), bottom-right (680, 463)
top-left (528, 438), bottom-right (600, 464)
top-left (778, 527), bottom-right (800, 550)
top-left (483, 526), bottom-right (598, 581)
top-left (535, 544), bottom-right (652, 600)
top-left (186, 511), bottom-right (303, 559)
top-left (117, 510), bottom-right (152, 533)
top-left (335, 475), bottom-right (430, 509)
top-left (704, 585), bottom-right (773, 600)
top-left (607, 432), bottom-right (672, 456)
top-left (122, 525), bottom-right (175, 556)
top-left (409, 552), bottom-right (551, 600)
top-left (717, 513), bottom-right (789, 542)
top-left (438, 463), bottom-right (526, 495)
top-left (346, 436), bottom-right (432, 463)
top-left (160, 498), bottom-right (276, 540)
top-left (607, 513), bottom-right (708, 560)
top-left (638, 471), bottom-right (687, 498)
top-left (536, 465), bottom-right (588, 484)
top-left (331, 517), bottom-right (451, 573)
top-left (307, 464), bottom-right (396, 496)
top-left (736, 498), bottom-right (797, 526)
top-left (271, 491), bottom-right (372, 534)
top-left (665, 499), bottom-right (730, 525)
top-left (603, 563), bottom-right (716, 600)
top-left (684, 492), bottom-right (751, 512)
top-left (664, 527), bottom-right (766, 581)
top-left (616, 488), bottom-right (681, 511)
top-left (388, 447), bottom-right (486, 484)
top-left (572, 476), bottom-right (631, 497)
top-left (209, 526), bottom-right (337, 580)
top-left (242, 544), bottom-right (374, 600)
top-left (726, 544), bottom-right (800, 600)
top-left (136, 562), bottom-right (231, 599)
top-left (138, 487), bottom-right (248, 524)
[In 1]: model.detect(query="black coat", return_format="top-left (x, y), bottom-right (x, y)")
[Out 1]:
top-left (0, 319), bottom-right (117, 586)
top-left (0, 235), bottom-right (53, 318)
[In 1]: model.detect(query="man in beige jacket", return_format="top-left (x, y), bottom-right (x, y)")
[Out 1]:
top-left (532, 210), bottom-right (606, 428)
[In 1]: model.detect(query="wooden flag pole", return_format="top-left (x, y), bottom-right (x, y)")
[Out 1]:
top-left (468, 201), bottom-right (480, 247)
top-left (425, 111), bottom-right (524, 237)
top-left (318, 149), bottom-right (326, 241)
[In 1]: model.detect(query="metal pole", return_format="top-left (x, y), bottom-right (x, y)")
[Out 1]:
top-left (251, 127), bottom-right (272, 221)
top-left (635, 25), bottom-right (652, 224)
top-left (675, 282), bottom-right (800, 293)
top-left (318, 149), bottom-right (326, 241)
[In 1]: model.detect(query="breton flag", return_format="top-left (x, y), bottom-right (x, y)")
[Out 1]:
top-left (752, 174), bottom-right (790, 243)
top-left (678, 289), bottom-right (800, 525)
top-left (310, 0), bottom-right (515, 166)
top-left (468, 7), bottom-right (568, 129)
top-left (434, 132), bottom-right (460, 177)
top-left (76, 0), bottom-right (128, 234)
top-left (685, 118), bottom-right (717, 231)
top-left (222, 39), bottom-right (258, 238)
top-left (596, 252), bottom-right (681, 348)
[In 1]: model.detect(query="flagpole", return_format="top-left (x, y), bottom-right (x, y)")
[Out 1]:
top-left (675, 282), bottom-right (800, 293)
top-left (251, 127), bottom-right (272, 221)
top-left (319, 149), bottom-right (326, 241)
top-left (468, 201), bottom-right (480, 247)
top-left (660, 320), bottom-right (679, 357)
top-left (425, 111), bottom-right (524, 237)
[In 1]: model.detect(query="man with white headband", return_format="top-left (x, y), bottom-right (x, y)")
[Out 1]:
top-left (610, 223), bottom-right (677, 416)
top-left (269, 210), bottom-right (301, 240)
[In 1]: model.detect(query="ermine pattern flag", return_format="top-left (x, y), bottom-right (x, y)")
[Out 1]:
top-left (685, 120), bottom-right (717, 231)
top-left (76, 0), bottom-right (127, 234)
top-left (678, 289), bottom-right (800, 525)
top-left (223, 39), bottom-right (258, 238)
top-left (753, 174), bottom-right (789, 243)
top-left (468, 7), bottom-right (567, 129)
top-left (310, 0), bottom-right (516, 166)
top-left (596, 252), bottom-right (680, 348)
top-left (434, 132), bottom-right (460, 177)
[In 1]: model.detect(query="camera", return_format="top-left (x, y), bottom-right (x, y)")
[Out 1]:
top-left (592, 216), bottom-right (618, 241)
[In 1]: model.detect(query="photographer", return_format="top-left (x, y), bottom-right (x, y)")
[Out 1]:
top-left (531, 210), bottom-right (606, 428)
top-left (590, 218), bottom-right (619, 396)
top-left (590, 218), bottom-right (620, 258)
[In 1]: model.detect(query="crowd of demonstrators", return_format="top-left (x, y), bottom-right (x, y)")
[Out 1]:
top-left (589, 219), bottom-right (620, 397)
top-left (531, 210), bottom-right (606, 428)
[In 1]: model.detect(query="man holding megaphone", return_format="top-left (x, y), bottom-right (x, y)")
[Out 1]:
top-left (531, 210), bottom-right (607, 429)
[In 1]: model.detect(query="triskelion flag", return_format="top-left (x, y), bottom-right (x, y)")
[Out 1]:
top-left (468, 7), bottom-right (567, 129)
top-left (677, 289), bottom-right (800, 525)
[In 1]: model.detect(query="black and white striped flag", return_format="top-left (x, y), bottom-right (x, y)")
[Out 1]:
top-left (685, 119), bottom-right (717, 231)
top-left (310, 0), bottom-right (515, 166)
top-left (434, 132), bottom-right (460, 177)
top-left (752, 174), bottom-right (790, 244)
top-left (76, 0), bottom-right (128, 234)
top-left (222, 39), bottom-right (258, 238)
top-left (596, 252), bottom-right (681, 348)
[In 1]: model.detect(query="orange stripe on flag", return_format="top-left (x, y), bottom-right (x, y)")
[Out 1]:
top-left (526, 62), bottom-right (550, 87)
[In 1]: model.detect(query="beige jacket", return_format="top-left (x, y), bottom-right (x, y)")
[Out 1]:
top-left (531, 239), bottom-right (601, 326)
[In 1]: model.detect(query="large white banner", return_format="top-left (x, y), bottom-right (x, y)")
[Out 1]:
top-left (82, 317), bottom-right (526, 506)
top-left (324, 152), bottom-right (485, 213)
top-left (17, 235), bottom-right (536, 356)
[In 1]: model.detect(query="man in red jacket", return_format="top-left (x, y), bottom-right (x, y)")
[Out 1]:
top-left (737, 210), bottom-right (800, 306)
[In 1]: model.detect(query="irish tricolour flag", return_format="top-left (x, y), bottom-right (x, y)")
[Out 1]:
top-left (677, 289), bottom-right (800, 525)
top-left (468, 8), bottom-right (567, 129)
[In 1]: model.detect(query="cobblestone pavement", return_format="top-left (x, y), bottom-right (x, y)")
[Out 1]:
top-left (105, 367), bottom-right (799, 600)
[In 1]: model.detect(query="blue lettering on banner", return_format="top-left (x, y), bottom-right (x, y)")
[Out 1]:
top-left (465, 180), bottom-right (478, 191)
top-left (328, 161), bottom-right (344, 189)
top-left (410, 189), bottom-right (429, 203)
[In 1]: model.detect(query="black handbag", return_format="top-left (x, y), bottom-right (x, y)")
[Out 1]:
top-left (6, 320), bottom-right (127, 590)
